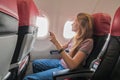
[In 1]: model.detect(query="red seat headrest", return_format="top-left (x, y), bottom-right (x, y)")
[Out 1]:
top-left (0, 0), bottom-right (18, 19)
top-left (92, 13), bottom-right (111, 36)
top-left (17, 0), bottom-right (39, 26)
top-left (111, 7), bottom-right (120, 36)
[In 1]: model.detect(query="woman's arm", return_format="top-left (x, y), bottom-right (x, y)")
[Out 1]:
top-left (49, 32), bottom-right (93, 70)
top-left (53, 39), bottom-right (86, 70)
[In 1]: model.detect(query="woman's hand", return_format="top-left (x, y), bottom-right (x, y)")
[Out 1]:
top-left (49, 32), bottom-right (62, 50)
top-left (49, 32), bottom-right (58, 44)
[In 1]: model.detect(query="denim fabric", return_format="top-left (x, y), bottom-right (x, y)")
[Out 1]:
top-left (23, 59), bottom-right (65, 80)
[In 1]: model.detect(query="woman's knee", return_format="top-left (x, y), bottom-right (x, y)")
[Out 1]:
top-left (32, 59), bottom-right (53, 68)
top-left (32, 60), bottom-right (38, 69)
top-left (32, 60), bottom-right (40, 67)
top-left (32, 59), bottom-right (49, 71)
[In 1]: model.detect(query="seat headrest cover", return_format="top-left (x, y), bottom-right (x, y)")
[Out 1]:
top-left (111, 7), bottom-right (120, 36)
top-left (17, 0), bottom-right (39, 27)
top-left (0, 0), bottom-right (18, 19)
top-left (92, 13), bottom-right (111, 36)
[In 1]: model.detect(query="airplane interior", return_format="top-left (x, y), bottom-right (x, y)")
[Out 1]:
top-left (0, 0), bottom-right (120, 80)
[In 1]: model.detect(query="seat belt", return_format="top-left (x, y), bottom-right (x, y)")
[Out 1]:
top-left (90, 33), bottom-right (111, 72)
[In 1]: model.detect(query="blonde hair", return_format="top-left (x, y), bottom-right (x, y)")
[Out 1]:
top-left (71, 13), bottom-right (93, 57)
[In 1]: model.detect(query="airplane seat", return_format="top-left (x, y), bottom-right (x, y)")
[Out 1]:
top-left (107, 7), bottom-right (120, 80)
top-left (0, 0), bottom-right (18, 80)
top-left (84, 13), bottom-right (111, 68)
top-left (91, 6), bottom-right (120, 80)
top-left (53, 13), bottom-right (112, 80)
top-left (9, 0), bottom-right (39, 80)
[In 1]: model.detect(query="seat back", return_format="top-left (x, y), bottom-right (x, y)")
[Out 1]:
top-left (85, 13), bottom-right (111, 68)
top-left (0, 0), bottom-right (18, 79)
top-left (110, 56), bottom-right (120, 80)
top-left (91, 7), bottom-right (120, 80)
top-left (17, 0), bottom-right (39, 61)
top-left (11, 0), bottom-right (39, 64)
top-left (110, 7), bottom-right (120, 80)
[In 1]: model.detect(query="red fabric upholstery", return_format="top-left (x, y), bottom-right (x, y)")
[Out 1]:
top-left (17, 0), bottom-right (39, 26)
top-left (111, 7), bottom-right (120, 36)
top-left (92, 13), bottom-right (111, 36)
top-left (0, 0), bottom-right (18, 19)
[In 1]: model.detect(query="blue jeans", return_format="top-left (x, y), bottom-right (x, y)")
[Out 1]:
top-left (23, 59), bottom-right (65, 80)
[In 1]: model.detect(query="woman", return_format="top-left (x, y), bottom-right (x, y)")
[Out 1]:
top-left (23, 13), bottom-right (94, 80)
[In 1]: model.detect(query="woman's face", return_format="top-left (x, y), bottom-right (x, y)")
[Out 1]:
top-left (72, 18), bottom-right (81, 32)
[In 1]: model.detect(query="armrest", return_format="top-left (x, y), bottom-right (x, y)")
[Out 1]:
top-left (53, 69), bottom-right (94, 80)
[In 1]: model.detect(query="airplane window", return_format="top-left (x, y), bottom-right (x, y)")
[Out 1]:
top-left (36, 16), bottom-right (49, 37)
top-left (63, 21), bottom-right (75, 39)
